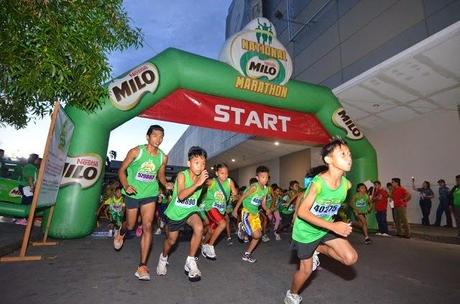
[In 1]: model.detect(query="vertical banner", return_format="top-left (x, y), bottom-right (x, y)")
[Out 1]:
top-left (38, 105), bottom-right (74, 207)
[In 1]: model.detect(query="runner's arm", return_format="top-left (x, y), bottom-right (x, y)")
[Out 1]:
top-left (157, 154), bottom-right (173, 190)
top-left (232, 186), bottom-right (256, 219)
top-left (118, 147), bottom-right (140, 194)
top-left (177, 170), bottom-right (209, 201)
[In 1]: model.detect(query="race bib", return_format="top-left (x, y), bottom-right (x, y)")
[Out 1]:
top-left (251, 197), bottom-right (263, 207)
top-left (310, 201), bottom-right (341, 217)
top-left (175, 197), bottom-right (197, 208)
top-left (135, 172), bottom-right (157, 182)
top-left (110, 204), bottom-right (123, 213)
top-left (355, 199), bottom-right (367, 208)
top-left (213, 201), bottom-right (226, 212)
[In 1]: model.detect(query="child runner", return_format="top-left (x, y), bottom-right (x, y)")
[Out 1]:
top-left (350, 183), bottom-right (372, 244)
top-left (106, 185), bottom-right (125, 237)
top-left (156, 146), bottom-right (208, 282)
top-left (233, 166), bottom-right (270, 263)
top-left (201, 163), bottom-right (238, 259)
top-left (284, 138), bottom-right (358, 304)
top-left (271, 185), bottom-right (283, 240)
top-left (116, 125), bottom-right (172, 281)
top-left (277, 181), bottom-right (301, 234)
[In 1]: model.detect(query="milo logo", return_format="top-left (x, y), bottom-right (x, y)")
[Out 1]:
top-left (332, 107), bottom-right (363, 140)
top-left (246, 57), bottom-right (280, 81)
top-left (109, 62), bottom-right (159, 111)
top-left (61, 154), bottom-right (102, 189)
top-left (9, 187), bottom-right (22, 198)
top-left (214, 191), bottom-right (225, 202)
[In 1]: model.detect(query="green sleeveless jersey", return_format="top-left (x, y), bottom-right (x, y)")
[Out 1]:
top-left (351, 192), bottom-right (369, 213)
top-left (123, 145), bottom-right (164, 199)
top-left (265, 186), bottom-right (273, 209)
top-left (165, 170), bottom-right (202, 221)
top-left (292, 175), bottom-right (350, 243)
top-left (242, 183), bottom-right (268, 215)
top-left (203, 178), bottom-right (230, 214)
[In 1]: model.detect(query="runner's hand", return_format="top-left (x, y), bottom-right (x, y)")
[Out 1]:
top-left (124, 185), bottom-right (137, 195)
top-left (165, 182), bottom-right (174, 190)
top-left (331, 221), bottom-right (352, 237)
top-left (197, 170), bottom-right (209, 186)
top-left (232, 210), bottom-right (238, 219)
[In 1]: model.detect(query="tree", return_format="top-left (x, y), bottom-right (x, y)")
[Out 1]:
top-left (0, 0), bottom-right (143, 129)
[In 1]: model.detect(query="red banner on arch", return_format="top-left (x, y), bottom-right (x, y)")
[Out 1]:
top-left (140, 89), bottom-right (330, 144)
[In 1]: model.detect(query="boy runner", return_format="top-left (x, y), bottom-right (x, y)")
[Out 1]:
top-left (284, 138), bottom-right (358, 304)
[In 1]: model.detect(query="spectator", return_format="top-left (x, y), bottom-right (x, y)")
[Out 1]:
top-left (19, 153), bottom-right (40, 205)
top-left (450, 175), bottom-right (460, 238)
top-left (392, 178), bottom-right (411, 238)
top-left (434, 179), bottom-right (452, 227)
top-left (386, 182), bottom-right (395, 225)
top-left (411, 178), bottom-right (434, 226)
top-left (372, 181), bottom-right (390, 236)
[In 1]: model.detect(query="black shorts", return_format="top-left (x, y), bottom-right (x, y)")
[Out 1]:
top-left (291, 232), bottom-right (340, 260)
top-left (165, 212), bottom-right (198, 232)
top-left (124, 195), bottom-right (158, 209)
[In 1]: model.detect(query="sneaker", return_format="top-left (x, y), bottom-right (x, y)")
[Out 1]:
top-left (312, 251), bottom-right (320, 271)
top-left (15, 218), bottom-right (28, 225)
top-left (274, 232), bottom-right (281, 241)
top-left (201, 244), bottom-right (216, 260)
top-left (226, 237), bottom-right (233, 246)
top-left (134, 265), bottom-right (150, 281)
top-left (243, 236), bottom-right (249, 243)
top-left (154, 228), bottom-right (162, 235)
top-left (136, 225), bottom-right (143, 237)
top-left (375, 232), bottom-right (383, 236)
top-left (364, 237), bottom-right (372, 245)
top-left (237, 222), bottom-right (245, 241)
top-left (261, 234), bottom-right (270, 243)
top-left (242, 252), bottom-right (256, 263)
top-left (381, 233), bottom-right (391, 237)
top-left (156, 254), bottom-right (168, 275)
top-left (284, 289), bottom-right (302, 304)
top-left (113, 232), bottom-right (125, 251)
top-left (184, 256), bottom-right (201, 282)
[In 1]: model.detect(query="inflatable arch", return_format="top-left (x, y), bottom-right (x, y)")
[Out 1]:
top-left (48, 19), bottom-right (377, 238)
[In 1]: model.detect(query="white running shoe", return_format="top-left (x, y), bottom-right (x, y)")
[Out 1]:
top-left (237, 222), bottom-right (245, 241)
top-left (312, 251), bottom-right (320, 271)
top-left (156, 254), bottom-right (168, 275)
top-left (154, 228), bottom-right (162, 235)
top-left (375, 232), bottom-right (383, 236)
top-left (381, 233), bottom-right (391, 237)
top-left (184, 256), bottom-right (201, 282)
top-left (284, 289), bottom-right (302, 304)
top-left (242, 252), bottom-right (256, 263)
top-left (261, 234), bottom-right (270, 242)
top-left (201, 244), bottom-right (217, 260)
top-left (274, 232), bottom-right (281, 241)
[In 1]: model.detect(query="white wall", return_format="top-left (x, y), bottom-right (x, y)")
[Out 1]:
top-left (366, 111), bottom-right (460, 225)
top-left (236, 158), bottom-right (280, 188)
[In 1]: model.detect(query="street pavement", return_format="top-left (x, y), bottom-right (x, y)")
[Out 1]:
top-left (0, 222), bottom-right (459, 304)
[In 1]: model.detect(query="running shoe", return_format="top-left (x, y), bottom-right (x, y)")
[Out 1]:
top-left (375, 232), bottom-right (383, 236)
top-left (243, 236), bottom-right (249, 243)
top-left (134, 265), bottom-right (150, 281)
top-left (226, 237), bottom-right (233, 246)
top-left (381, 233), bottom-right (391, 237)
top-left (201, 244), bottom-right (216, 260)
top-left (261, 234), bottom-right (270, 242)
top-left (312, 251), bottom-right (320, 271)
top-left (274, 232), bottom-right (281, 241)
top-left (237, 222), bottom-right (245, 241)
top-left (242, 252), bottom-right (256, 263)
top-left (156, 254), bottom-right (168, 275)
top-left (154, 228), bottom-right (162, 235)
top-left (113, 231), bottom-right (124, 251)
top-left (136, 225), bottom-right (143, 237)
top-left (184, 256), bottom-right (201, 282)
top-left (364, 237), bottom-right (372, 245)
top-left (284, 289), bottom-right (302, 304)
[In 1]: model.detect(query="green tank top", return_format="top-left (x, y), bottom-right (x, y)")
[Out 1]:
top-left (292, 175), bottom-right (350, 243)
top-left (453, 186), bottom-right (460, 207)
top-left (203, 178), bottom-right (230, 214)
top-left (165, 170), bottom-right (202, 221)
top-left (265, 187), bottom-right (273, 209)
top-left (279, 190), bottom-right (297, 215)
top-left (123, 145), bottom-right (164, 199)
top-left (352, 192), bottom-right (369, 213)
top-left (242, 183), bottom-right (268, 215)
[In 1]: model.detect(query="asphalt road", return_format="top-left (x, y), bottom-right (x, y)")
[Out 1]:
top-left (0, 231), bottom-right (459, 304)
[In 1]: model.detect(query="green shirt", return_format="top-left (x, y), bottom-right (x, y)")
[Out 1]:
top-left (123, 145), bottom-right (164, 199)
top-left (351, 192), bottom-right (370, 213)
top-left (453, 186), bottom-right (460, 207)
top-left (202, 178), bottom-right (230, 214)
top-left (279, 190), bottom-right (297, 215)
top-left (21, 163), bottom-right (37, 185)
top-left (292, 175), bottom-right (350, 244)
top-left (165, 170), bottom-right (203, 221)
top-left (242, 183), bottom-right (268, 215)
top-left (265, 186), bottom-right (273, 209)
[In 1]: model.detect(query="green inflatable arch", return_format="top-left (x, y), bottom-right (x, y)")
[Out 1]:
top-left (48, 48), bottom-right (377, 238)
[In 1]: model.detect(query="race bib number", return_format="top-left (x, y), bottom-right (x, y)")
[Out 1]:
top-left (135, 172), bottom-right (157, 182)
top-left (213, 201), bottom-right (226, 212)
top-left (355, 199), bottom-right (367, 208)
top-left (310, 202), bottom-right (341, 217)
top-left (175, 197), bottom-right (197, 208)
top-left (250, 197), bottom-right (263, 207)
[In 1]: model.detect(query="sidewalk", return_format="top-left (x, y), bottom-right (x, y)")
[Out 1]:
top-left (0, 218), bottom-right (459, 258)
